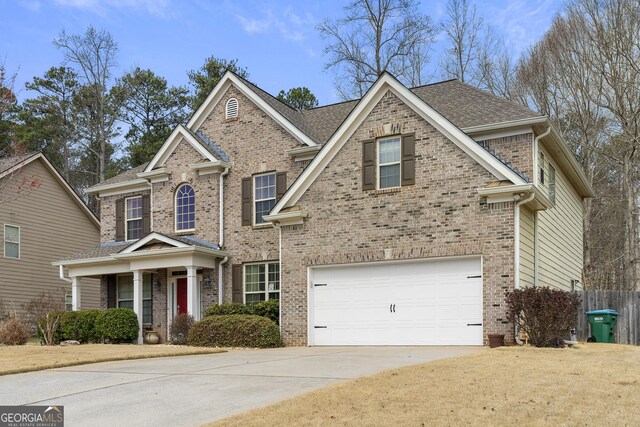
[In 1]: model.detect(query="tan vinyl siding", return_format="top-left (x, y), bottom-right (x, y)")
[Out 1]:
top-left (537, 145), bottom-right (584, 291)
top-left (519, 206), bottom-right (535, 287)
top-left (0, 159), bottom-right (100, 320)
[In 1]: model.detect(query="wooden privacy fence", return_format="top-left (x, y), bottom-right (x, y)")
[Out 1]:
top-left (575, 290), bottom-right (640, 345)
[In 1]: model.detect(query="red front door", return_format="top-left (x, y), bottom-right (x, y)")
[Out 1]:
top-left (177, 278), bottom-right (187, 315)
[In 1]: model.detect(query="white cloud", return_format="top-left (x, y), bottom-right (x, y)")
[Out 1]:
top-left (482, 0), bottom-right (558, 53)
top-left (235, 6), bottom-right (316, 42)
top-left (53, 0), bottom-right (172, 17)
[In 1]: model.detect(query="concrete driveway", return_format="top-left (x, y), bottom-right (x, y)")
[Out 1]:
top-left (0, 346), bottom-right (477, 426)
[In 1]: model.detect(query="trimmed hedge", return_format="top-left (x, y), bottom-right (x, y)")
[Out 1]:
top-left (204, 301), bottom-right (280, 325)
top-left (95, 308), bottom-right (139, 343)
top-left (204, 303), bottom-right (252, 317)
top-left (252, 300), bottom-right (279, 325)
top-left (58, 310), bottom-right (101, 343)
top-left (188, 315), bottom-right (281, 348)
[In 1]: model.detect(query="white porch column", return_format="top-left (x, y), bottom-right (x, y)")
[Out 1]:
top-left (186, 266), bottom-right (199, 320)
top-left (133, 269), bottom-right (144, 345)
top-left (71, 277), bottom-right (81, 311)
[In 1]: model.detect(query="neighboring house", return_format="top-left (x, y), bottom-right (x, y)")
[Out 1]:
top-left (0, 152), bottom-right (100, 320)
top-left (55, 72), bottom-right (593, 346)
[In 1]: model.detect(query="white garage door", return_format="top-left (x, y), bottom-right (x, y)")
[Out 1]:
top-left (310, 257), bottom-right (483, 346)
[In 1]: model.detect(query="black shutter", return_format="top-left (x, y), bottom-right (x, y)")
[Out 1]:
top-left (362, 139), bottom-right (376, 190)
top-left (141, 194), bottom-right (151, 235)
top-left (107, 275), bottom-right (117, 308)
top-left (276, 172), bottom-right (287, 200)
top-left (115, 198), bottom-right (125, 241)
top-left (401, 133), bottom-right (416, 186)
top-left (232, 264), bottom-right (243, 303)
top-left (241, 177), bottom-right (252, 226)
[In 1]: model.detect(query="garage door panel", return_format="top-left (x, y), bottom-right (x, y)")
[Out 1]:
top-left (311, 257), bottom-right (483, 346)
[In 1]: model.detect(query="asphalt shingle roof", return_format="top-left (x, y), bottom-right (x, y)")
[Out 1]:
top-left (62, 241), bottom-right (131, 261)
top-left (98, 162), bottom-right (148, 186)
top-left (99, 77), bottom-right (541, 187)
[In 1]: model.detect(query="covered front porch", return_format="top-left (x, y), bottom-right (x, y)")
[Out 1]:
top-left (54, 233), bottom-right (227, 344)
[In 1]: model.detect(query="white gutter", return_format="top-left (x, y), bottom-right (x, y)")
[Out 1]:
top-left (513, 192), bottom-right (535, 345)
top-left (59, 265), bottom-right (72, 283)
top-left (533, 127), bottom-right (551, 186)
top-left (461, 116), bottom-right (547, 135)
top-left (217, 166), bottom-right (230, 306)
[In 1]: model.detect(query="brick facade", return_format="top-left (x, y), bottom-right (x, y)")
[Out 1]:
top-left (279, 91), bottom-right (516, 345)
top-left (479, 133), bottom-right (534, 181)
top-left (97, 83), bottom-right (534, 347)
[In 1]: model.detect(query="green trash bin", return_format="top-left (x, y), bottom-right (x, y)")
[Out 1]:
top-left (585, 309), bottom-right (618, 343)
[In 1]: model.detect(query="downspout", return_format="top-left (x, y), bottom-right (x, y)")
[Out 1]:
top-left (513, 191), bottom-right (535, 345)
top-left (217, 167), bottom-right (230, 305)
top-left (277, 222), bottom-right (282, 332)
top-left (59, 265), bottom-right (72, 284)
top-left (534, 211), bottom-right (539, 286)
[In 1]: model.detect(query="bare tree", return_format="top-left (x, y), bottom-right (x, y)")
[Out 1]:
top-left (516, 0), bottom-right (640, 290)
top-left (440, 0), bottom-right (515, 97)
top-left (318, 0), bottom-right (436, 99)
top-left (53, 26), bottom-right (120, 185)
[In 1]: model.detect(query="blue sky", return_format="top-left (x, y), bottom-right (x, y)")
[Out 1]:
top-left (2, 0), bottom-right (560, 105)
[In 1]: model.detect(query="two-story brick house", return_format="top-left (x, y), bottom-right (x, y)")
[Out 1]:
top-left (56, 72), bottom-right (592, 346)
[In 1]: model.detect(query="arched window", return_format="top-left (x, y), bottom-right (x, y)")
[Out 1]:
top-left (225, 98), bottom-right (238, 119)
top-left (175, 184), bottom-right (195, 231)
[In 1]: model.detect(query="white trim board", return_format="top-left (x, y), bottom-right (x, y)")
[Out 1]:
top-left (145, 125), bottom-right (220, 173)
top-left (270, 73), bottom-right (527, 217)
top-left (187, 71), bottom-right (317, 147)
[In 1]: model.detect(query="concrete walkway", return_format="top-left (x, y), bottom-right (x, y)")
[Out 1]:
top-left (0, 346), bottom-right (478, 427)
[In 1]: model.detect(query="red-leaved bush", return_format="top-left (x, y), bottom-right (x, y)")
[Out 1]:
top-left (506, 287), bottom-right (581, 348)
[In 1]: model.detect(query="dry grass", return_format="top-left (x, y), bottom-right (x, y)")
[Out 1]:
top-left (211, 344), bottom-right (640, 426)
top-left (0, 344), bottom-right (223, 375)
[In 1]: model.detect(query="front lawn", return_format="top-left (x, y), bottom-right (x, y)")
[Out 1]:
top-left (212, 344), bottom-right (640, 426)
top-left (0, 344), bottom-right (223, 375)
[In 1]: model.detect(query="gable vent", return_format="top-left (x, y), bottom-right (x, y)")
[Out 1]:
top-left (226, 98), bottom-right (238, 119)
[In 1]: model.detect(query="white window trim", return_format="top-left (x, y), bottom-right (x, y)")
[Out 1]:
top-left (175, 184), bottom-right (196, 232)
top-left (225, 97), bottom-right (238, 119)
top-left (549, 164), bottom-right (557, 205)
top-left (125, 196), bottom-right (143, 242)
top-left (253, 172), bottom-right (276, 226)
top-left (539, 151), bottom-right (546, 185)
top-left (4, 224), bottom-right (20, 260)
top-left (243, 261), bottom-right (280, 304)
top-left (117, 274), bottom-right (152, 323)
top-left (377, 136), bottom-right (402, 190)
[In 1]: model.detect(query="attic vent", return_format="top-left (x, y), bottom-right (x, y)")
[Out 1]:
top-left (226, 98), bottom-right (238, 119)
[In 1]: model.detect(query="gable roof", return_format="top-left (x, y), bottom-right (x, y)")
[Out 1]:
top-left (144, 124), bottom-right (226, 173)
top-left (187, 71), bottom-right (319, 147)
top-left (268, 73), bottom-right (529, 219)
top-left (0, 152), bottom-right (99, 227)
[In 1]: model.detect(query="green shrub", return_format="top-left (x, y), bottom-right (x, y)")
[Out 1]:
top-left (0, 318), bottom-right (30, 345)
top-left (203, 303), bottom-right (252, 317)
top-left (169, 313), bottom-right (194, 344)
top-left (506, 286), bottom-right (581, 348)
top-left (95, 308), bottom-right (139, 343)
top-left (252, 299), bottom-right (280, 325)
top-left (58, 310), bottom-right (101, 343)
top-left (188, 315), bottom-right (281, 348)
